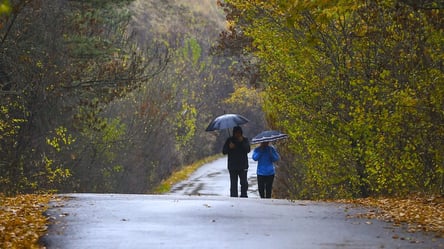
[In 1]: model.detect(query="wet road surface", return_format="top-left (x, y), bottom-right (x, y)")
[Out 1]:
top-left (42, 154), bottom-right (444, 249)
top-left (168, 154), bottom-right (259, 198)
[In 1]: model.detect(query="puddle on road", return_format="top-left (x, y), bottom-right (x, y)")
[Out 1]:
top-left (207, 172), bottom-right (221, 177)
top-left (169, 154), bottom-right (260, 198)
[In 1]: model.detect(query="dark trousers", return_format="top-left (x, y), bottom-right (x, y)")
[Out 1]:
top-left (257, 174), bottom-right (274, 198)
top-left (229, 169), bottom-right (248, 197)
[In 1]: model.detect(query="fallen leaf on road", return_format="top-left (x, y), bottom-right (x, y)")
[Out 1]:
top-left (0, 194), bottom-right (52, 249)
top-left (337, 195), bottom-right (444, 238)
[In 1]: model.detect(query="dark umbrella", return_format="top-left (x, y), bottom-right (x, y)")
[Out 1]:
top-left (251, 130), bottom-right (289, 144)
top-left (205, 113), bottom-right (249, 133)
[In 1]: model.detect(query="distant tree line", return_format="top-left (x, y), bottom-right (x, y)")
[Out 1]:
top-left (217, 0), bottom-right (443, 199)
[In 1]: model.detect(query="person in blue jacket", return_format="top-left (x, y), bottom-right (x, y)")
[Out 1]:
top-left (252, 141), bottom-right (280, 198)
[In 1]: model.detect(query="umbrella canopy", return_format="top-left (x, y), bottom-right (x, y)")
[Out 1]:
top-left (205, 113), bottom-right (249, 132)
top-left (251, 130), bottom-right (289, 144)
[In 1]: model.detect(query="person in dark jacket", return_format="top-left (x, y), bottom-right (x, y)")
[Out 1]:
top-left (222, 126), bottom-right (251, 197)
top-left (252, 141), bottom-right (280, 198)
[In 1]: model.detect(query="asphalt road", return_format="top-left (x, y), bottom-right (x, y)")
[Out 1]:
top-left (42, 154), bottom-right (444, 249)
top-left (167, 154), bottom-right (259, 197)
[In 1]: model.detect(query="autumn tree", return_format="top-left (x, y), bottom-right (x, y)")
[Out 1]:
top-left (0, 0), bottom-right (170, 194)
top-left (218, 0), bottom-right (443, 199)
top-left (1, 0), bottom-right (257, 195)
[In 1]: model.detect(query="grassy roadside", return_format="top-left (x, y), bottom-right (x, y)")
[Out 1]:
top-left (152, 154), bottom-right (222, 194)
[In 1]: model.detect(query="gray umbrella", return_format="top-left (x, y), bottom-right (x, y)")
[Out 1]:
top-left (251, 130), bottom-right (288, 144)
top-left (205, 113), bottom-right (249, 132)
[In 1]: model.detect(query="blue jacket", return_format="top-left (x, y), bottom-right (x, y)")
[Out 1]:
top-left (252, 145), bottom-right (280, 176)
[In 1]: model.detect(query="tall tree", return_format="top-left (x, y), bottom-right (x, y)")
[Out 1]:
top-left (0, 0), bottom-right (169, 194)
top-left (218, 0), bottom-right (443, 198)
top-left (0, 0), bottom-right (264, 195)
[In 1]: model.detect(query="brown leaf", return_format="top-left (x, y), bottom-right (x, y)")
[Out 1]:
top-left (338, 194), bottom-right (444, 238)
top-left (0, 194), bottom-right (52, 249)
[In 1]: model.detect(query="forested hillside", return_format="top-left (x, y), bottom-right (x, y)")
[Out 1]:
top-left (0, 0), bottom-right (265, 195)
top-left (217, 0), bottom-right (443, 199)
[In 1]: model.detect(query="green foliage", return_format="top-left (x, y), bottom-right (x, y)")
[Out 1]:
top-left (223, 0), bottom-right (443, 198)
top-left (175, 102), bottom-right (197, 149)
top-left (0, 0), bottom-right (10, 15)
top-left (42, 155), bottom-right (72, 187)
top-left (0, 104), bottom-right (26, 139)
top-left (46, 126), bottom-right (76, 152)
top-left (0, 98), bottom-right (30, 195)
top-left (183, 37), bottom-right (203, 67)
top-left (76, 115), bottom-right (127, 189)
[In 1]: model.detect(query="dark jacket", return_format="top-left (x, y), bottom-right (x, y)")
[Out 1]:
top-left (222, 136), bottom-right (251, 170)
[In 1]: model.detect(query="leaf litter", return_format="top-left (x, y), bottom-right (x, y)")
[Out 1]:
top-left (337, 194), bottom-right (444, 238)
top-left (0, 194), bottom-right (52, 249)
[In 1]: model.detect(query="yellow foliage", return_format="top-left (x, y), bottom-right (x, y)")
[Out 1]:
top-left (46, 126), bottom-right (76, 152)
top-left (223, 85), bottom-right (262, 108)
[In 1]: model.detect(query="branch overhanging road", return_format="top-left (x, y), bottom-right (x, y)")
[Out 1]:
top-left (42, 153), bottom-right (444, 249)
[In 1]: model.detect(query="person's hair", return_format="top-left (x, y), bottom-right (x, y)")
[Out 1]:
top-left (233, 126), bottom-right (243, 135)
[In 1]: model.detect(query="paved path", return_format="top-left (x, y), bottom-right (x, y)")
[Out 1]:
top-left (168, 153), bottom-right (259, 198)
top-left (42, 154), bottom-right (444, 249)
